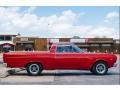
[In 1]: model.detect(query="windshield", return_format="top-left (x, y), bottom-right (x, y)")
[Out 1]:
top-left (72, 44), bottom-right (84, 52)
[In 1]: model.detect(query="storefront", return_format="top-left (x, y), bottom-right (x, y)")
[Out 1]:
top-left (14, 37), bottom-right (47, 51)
top-left (13, 37), bottom-right (120, 54)
top-left (0, 34), bottom-right (18, 52)
top-left (15, 41), bottom-right (34, 51)
top-left (0, 43), bottom-right (14, 52)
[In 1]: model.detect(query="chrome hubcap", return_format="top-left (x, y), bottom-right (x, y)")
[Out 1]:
top-left (96, 63), bottom-right (106, 74)
top-left (29, 64), bottom-right (39, 74)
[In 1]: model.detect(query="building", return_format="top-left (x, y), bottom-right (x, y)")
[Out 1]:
top-left (1, 35), bottom-right (119, 54)
top-left (113, 39), bottom-right (120, 54)
top-left (13, 37), bottom-right (47, 51)
top-left (49, 38), bottom-right (120, 54)
top-left (0, 34), bottom-right (18, 52)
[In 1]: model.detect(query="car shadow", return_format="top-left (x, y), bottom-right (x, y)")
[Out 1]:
top-left (10, 71), bottom-right (120, 76)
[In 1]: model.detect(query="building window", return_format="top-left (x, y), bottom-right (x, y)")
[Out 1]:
top-left (116, 40), bottom-right (120, 44)
top-left (24, 44), bottom-right (33, 51)
top-left (102, 44), bottom-right (111, 46)
top-left (5, 36), bottom-right (12, 41)
top-left (0, 36), bottom-right (4, 41)
top-left (90, 44), bottom-right (99, 46)
top-left (0, 35), bottom-right (12, 41)
top-left (50, 39), bottom-right (59, 43)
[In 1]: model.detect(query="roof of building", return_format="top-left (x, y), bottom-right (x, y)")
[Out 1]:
top-left (0, 41), bottom-right (15, 45)
top-left (0, 34), bottom-right (18, 36)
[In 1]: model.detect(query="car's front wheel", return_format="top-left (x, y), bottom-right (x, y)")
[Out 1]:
top-left (26, 63), bottom-right (43, 76)
top-left (91, 61), bottom-right (108, 75)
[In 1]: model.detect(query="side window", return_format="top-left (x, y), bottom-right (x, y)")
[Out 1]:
top-left (72, 48), bottom-right (79, 52)
top-left (64, 46), bottom-right (73, 52)
top-left (56, 45), bottom-right (80, 53)
top-left (56, 46), bottom-right (64, 53)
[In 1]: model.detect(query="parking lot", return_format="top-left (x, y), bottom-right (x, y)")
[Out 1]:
top-left (0, 54), bottom-right (119, 85)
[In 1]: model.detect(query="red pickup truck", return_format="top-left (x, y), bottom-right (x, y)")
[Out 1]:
top-left (3, 43), bottom-right (117, 75)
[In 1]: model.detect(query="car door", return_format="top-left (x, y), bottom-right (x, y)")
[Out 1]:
top-left (55, 45), bottom-right (85, 69)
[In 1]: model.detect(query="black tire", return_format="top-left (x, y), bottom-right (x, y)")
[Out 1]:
top-left (91, 61), bottom-right (108, 75)
top-left (90, 69), bottom-right (95, 74)
top-left (26, 63), bottom-right (43, 76)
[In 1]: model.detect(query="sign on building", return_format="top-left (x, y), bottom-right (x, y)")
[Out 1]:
top-left (70, 39), bottom-right (86, 43)
top-left (21, 37), bottom-right (28, 41)
top-left (50, 39), bottom-right (59, 43)
top-left (102, 44), bottom-right (111, 46)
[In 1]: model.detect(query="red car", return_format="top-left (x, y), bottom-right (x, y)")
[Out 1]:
top-left (3, 43), bottom-right (117, 76)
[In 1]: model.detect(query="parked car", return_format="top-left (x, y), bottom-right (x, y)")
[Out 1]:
top-left (3, 43), bottom-right (117, 76)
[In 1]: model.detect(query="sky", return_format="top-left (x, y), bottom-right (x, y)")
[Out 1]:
top-left (0, 6), bottom-right (119, 38)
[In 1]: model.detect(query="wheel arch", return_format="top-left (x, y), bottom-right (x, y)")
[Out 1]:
top-left (24, 61), bottom-right (43, 69)
top-left (91, 60), bottom-right (109, 70)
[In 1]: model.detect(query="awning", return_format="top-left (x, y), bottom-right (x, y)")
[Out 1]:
top-left (0, 43), bottom-right (14, 46)
top-left (3, 44), bottom-right (11, 48)
top-left (16, 41), bottom-right (34, 43)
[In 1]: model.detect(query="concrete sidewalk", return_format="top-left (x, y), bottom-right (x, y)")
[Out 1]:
top-left (0, 53), bottom-right (3, 58)
top-left (0, 53), bottom-right (8, 78)
top-left (0, 53), bottom-right (3, 62)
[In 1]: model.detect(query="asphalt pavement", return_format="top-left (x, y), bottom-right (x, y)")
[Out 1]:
top-left (0, 54), bottom-right (120, 85)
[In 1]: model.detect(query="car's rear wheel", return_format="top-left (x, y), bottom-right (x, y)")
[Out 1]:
top-left (26, 63), bottom-right (43, 76)
top-left (91, 61), bottom-right (108, 75)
